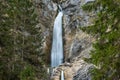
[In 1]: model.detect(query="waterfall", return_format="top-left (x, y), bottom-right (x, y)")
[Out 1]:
top-left (51, 11), bottom-right (63, 67)
top-left (61, 71), bottom-right (64, 80)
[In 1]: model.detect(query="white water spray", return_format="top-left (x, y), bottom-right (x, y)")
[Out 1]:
top-left (61, 71), bottom-right (64, 80)
top-left (51, 11), bottom-right (63, 67)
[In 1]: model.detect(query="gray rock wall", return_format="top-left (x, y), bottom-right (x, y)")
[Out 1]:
top-left (61, 0), bottom-right (95, 61)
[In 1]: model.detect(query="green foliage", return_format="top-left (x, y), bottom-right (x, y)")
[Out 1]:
top-left (82, 1), bottom-right (98, 12)
top-left (0, 0), bottom-right (47, 80)
top-left (82, 0), bottom-right (120, 80)
top-left (20, 65), bottom-right (35, 80)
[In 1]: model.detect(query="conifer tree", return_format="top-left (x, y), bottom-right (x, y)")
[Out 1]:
top-left (82, 0), bottom-right (120, 80)
top-left (0, 0), bottom-right (47, 80)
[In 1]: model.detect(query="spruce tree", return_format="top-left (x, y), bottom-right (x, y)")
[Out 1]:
top-left (82, 0), bottom-right (120, 80)
top-left (0, 0), bottom-right (47, 80)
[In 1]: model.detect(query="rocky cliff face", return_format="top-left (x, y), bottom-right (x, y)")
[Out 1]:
top-left (34, 0), bottom-right (57, 64)
top-left (37, 0), bottom-right (96, 80)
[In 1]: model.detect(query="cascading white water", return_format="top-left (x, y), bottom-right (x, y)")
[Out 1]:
top-left (61, 71), bottom-right (64, 80)
top-left (51, 11), bottom-right (63, 67)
